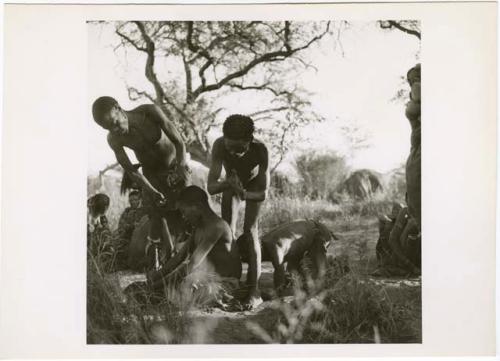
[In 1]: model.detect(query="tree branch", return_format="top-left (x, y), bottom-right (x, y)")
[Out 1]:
top-left (186, 21), bottom-right (214, 99)
top-left (133, 21), bottom-right (181, 122)
top-left (226, 82), bottom-right (290, 97)
top-left (379, 20), bottom-right (421, 39)
top-left (191, 21), bottom-right (331, 98)
top-left (116, 26), bottom-right (147, 52)
top-left (249, 106), bottom-right (289, 118)
top-left (182, 51), bottom-right (193, 102)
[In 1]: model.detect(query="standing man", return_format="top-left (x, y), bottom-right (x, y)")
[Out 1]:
top-left (207, 114), bottom-right (270, 309)
top-left (92, 97), bottom-right (190, 266)
top-left (405, 64), bottom-right (421, 231)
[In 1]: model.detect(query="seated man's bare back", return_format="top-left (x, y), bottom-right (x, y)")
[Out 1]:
top-left (147, 186), bottom-right (242, 289)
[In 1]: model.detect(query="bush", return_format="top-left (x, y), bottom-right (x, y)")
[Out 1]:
top-left (295, 151), bottom-right (349, 200)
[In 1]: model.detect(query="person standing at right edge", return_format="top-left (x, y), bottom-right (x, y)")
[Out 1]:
top-left (405, 64), bottom-right (421, 232)
top-left (207, 114), bottom-right (270, 310)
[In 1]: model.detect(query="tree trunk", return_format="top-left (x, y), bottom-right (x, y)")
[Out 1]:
top-left (187, 141), bottom-right (211, 168)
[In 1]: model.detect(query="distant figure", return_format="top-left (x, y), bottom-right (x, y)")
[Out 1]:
top-left (373, 205), bottom-right (420, 277)
top-left (114, 190), bottom-right (147, 270)
top-left (92, 97), bottom-right (190, 264)
top-left (376, 202), bottom-right (404, 264)
top-left (405, 64), bottom-right (421, 231)
top-left (237, 220), bottom-right (336, 294)
top-left (117, 190), bottom-right (146, 239)
top-left (207, 114), bottom-right (270, 309)
top-left (87, 193), bottom-right (110, 238)
top-left (147, 186), bottom-right (242, 290)
top-left (87, 193), bottom-right (113, 271)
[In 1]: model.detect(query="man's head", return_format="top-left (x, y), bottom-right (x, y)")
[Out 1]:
top-left (176, 186), bottom-right (211, 224)
top-left (92, 96), bottom-right (129, 135)
top-left (87, 193), bottom-right (110, 218)
top-left (222, 114), bottom-right (255, 157)
top-left (129, 190), bottom-right (142, 209)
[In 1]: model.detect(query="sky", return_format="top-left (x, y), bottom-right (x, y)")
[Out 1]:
top-left (87, 21), bottom-right (420, 177)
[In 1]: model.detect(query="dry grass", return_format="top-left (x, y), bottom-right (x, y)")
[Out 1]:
top-left (87, 180), bottom-right (420, 344)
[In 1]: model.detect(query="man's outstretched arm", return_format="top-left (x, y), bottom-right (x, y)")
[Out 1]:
top-left (108, 134), bottom-right (162, 199)
top-left (207, 139), bottom-right (231, 195)
top-left (147, 235), bottom-right (193, 285)
top-left (187, 226), bottom-right (224, 273)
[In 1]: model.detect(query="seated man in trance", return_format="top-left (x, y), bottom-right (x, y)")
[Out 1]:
top-left (237, 219), bottom-right (337, 295)
top-left (146, 186), bottom-right (242, 291)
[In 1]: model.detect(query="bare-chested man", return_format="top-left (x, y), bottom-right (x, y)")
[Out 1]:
top-left (237, 220), bottom-right (336, 295)
top-left (147, 186), bottom-right (242, 289)
top-left (207, 114), bottom-right (270, 309)
top-left (92, 97), bottom-right (190, 266)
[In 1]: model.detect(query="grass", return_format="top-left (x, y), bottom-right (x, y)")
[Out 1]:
top-left (87, 182), bottom-right (421, 344)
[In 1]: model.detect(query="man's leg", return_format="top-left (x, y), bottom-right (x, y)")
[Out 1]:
top-left (268, 244), bottom-right (286, 293)
top-left (142, 187), bottom-right (174, 268)
top-left (308, 241), bottom-right (328, 283)
top-left (243, 200), bottom-right (263, 307)
top-left (221, 189), bottom-right (241, 236)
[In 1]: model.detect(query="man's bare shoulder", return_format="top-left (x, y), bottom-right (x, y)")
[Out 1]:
top-left (213, 136), bottom-right (224, 148)
top-left (107, 132), bottom-right (122, 148)
top-left (252, 138), bottom-right (269, 160)
top-left (211, 137), bottom-right (225, 156)
top-left (252, 138), bottom-right (269, 151)
top-left (129, 104), bottom-right (161, 121)
top-left (211, 217), bottom-right (233, 238)
top-left (130, 103), bottom-right (154, 114)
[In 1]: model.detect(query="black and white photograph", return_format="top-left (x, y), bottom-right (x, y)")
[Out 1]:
top-left (0, 1), bottom-right (496, 357)
top-left (87, 19), bottom-right (422, 344)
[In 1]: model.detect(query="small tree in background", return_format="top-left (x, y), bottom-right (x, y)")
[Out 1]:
top-left (295, 151), bottom-right (349, 200)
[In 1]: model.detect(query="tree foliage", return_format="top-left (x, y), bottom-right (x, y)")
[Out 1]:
top-left (295, 151), bottom-right (349, 199)
top-left (109, 21), bottom-right (339, 169)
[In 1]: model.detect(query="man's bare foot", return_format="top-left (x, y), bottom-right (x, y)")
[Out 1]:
top-left (243, 290), bottom-right (263, 310)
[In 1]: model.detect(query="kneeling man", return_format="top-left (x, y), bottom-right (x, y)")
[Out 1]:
top-left (147, 186), bottom-right (242, 289)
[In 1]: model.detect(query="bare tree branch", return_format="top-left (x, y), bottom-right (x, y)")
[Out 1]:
top-left (192, 21), bottom-right (331, 98)
top-left (379, 20), bottom-right (421, 39)
top-left (116, 26), bottom-right (147, 52)
top-left (249, 107), bottom-right (289, 118)
top-left (226, 82), bottom-right (290, 97)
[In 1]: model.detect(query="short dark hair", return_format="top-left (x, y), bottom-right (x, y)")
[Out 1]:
top-left (222, 114), bottom-right (255, 141)
top-left (87, 193), bottom-right (110, 217)
top-left (177, 186), bottom-right (209, 207)
top-left (92, 96), bottom-right (119, 125)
